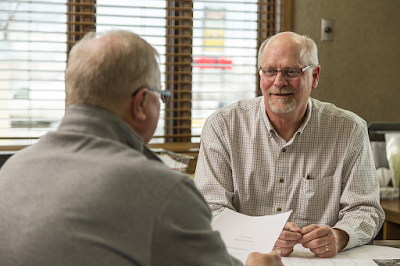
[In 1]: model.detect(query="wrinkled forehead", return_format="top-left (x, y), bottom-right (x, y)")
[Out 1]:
top-left (261, 36), bottom-right (306, 67)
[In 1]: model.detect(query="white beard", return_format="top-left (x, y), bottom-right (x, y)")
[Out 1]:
top-left (268, 97), bottom-right (296, 113)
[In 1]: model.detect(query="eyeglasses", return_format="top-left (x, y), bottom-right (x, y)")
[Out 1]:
top-left (132, 87), bottom-right (172, 103)
top-left (259, 64), bottom-right (315, 79)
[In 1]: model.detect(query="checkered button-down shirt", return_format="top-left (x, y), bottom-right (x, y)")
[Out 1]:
top-left (194, 97), bottom-right (384, 250)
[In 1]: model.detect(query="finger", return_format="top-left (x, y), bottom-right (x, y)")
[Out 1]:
top-left (275, 238), bottom-right (300, 256)
top-left (309, 243), bottom-right (329, 255)
top-left (266, 251), bottom-right (285, 266)
top-left (280, 228), bottom-right (303, 241)
top-left (275, 246), bottom-right (281, 255)
top-left (300, 224), bottom-right (320, 235)
top-left (274, 245), bottom-right (294, 257)
top-left (276, 237), bottom-right (300, 248)
top-left (311, 243), bottom-right (336, 258)
top-left (280, 247), bottom-right (295, 257)
top-left (299, 225), bottom-right (330, 244)
top-left (245, 251), bottom-right (284, 266)
top-left (285, 222), bottom-right (301, 233)
top-left (303, 228), bottom-right (339, 258)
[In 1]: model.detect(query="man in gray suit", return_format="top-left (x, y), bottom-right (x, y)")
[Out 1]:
top-left (0, 30), bottom-right (283, 266)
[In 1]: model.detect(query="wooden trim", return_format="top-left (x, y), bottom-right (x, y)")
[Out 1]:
top-left (67, 0), bottom-right (96, 54)
top-left (256, 0), bottom-right (278, 97)
top-left (282, 0), bottom-right (295, 32)
top-left (165, 0), bottom-right (193, 143)
top-left (0, 145), bottom-right (28, 151)
top-left (152, 134), bottom-right (200, 139)
top-left (66, 2), bottom-right (96, 7)
top-left (148, 142), bottom-right (199, 153)
top-left (66, 22), bottom-right (96, 26)
top-left (0, 137), bottom-right (39, 140)
top-left (380, 200), bottom-right (400, 240)
top-left (67, 12), bottom-right (95, 15)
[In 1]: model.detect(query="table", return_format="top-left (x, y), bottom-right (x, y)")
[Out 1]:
top-left (380, 200), bottom-right (400, 240)
top-left (280, 241), bottom-right (400, 266)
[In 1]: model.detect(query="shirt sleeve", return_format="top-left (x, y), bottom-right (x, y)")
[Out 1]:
top-left (194, 115), bottom-right (237, 221)
top-left (333, 120), bottom-right (385, 250)
top-left (151, 177), bottom-right (243, 266)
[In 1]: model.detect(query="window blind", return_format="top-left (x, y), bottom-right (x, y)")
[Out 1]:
top-left (0, 0), bottom-right (67, 145)
top-left (191, 0), bottom-right (274, 142)
top-left (0, 0), bottom-right (291, 147)
top-left (96, 0), bottom-right (168, 144)
top-left (165, 0), bottom-right (282, 143)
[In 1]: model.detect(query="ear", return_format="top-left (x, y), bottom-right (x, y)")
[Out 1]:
top-left (131, 88), bottom-right (148, 121)
top-left (311, 65), bottom-right (321, 90)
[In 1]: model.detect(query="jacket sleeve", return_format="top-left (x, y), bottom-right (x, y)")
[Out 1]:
top-left (151, 177), bottom-right (243, 266)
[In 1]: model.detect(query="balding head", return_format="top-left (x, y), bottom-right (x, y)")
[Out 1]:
top-left (258, 32), bottom-right (319, 68)
top-left (65, 31), bottom-right (160, 117)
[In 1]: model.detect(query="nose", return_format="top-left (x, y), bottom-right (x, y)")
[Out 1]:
top-left (273, 72), bottom-right (288, 88)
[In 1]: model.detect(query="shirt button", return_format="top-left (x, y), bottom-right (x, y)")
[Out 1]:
top-left (282, 148), bottom-right (286, 152)
top-left (279, 179), bottom-right (284, 183)
top-left (277, 208), bottom-right (282, 212)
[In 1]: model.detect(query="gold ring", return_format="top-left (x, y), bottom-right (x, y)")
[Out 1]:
top-left (325, 244), bottom-right (329, 252)
top-left (276, 246), bottom-right (281, 254)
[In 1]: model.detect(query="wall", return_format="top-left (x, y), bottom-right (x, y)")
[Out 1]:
top-left (294, 0), bottom-right (400, 124)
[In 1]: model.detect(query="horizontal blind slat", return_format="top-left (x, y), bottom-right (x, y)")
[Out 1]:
top-left (0, 0), bottom-right (67, 145)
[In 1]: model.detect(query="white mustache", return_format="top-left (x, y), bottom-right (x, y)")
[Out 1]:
top-left (269, 89), bottom-right (295, 94)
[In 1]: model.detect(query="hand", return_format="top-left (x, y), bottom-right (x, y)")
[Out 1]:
top-left (245, 251), bottom-right (284, 266)
top-left (299, 225), bottom-right (349, 258)
top-left (274, 222), bottom-right (302, 257)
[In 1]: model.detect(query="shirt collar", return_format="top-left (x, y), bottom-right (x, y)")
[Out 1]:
top-left (297, 98), bottom-right (312, 135)
top-left (260, 97), bottom-right (275, 137)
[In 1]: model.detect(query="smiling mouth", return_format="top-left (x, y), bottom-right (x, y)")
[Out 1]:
top-left (271, 92), bottom-right (293, 96)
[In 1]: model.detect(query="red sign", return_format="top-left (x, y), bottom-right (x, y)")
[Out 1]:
top-left (193, 56), bottom-right (232, 70)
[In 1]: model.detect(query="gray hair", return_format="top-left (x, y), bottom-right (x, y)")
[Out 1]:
top-left (65, 30), bottom-right (160, 115)
top-left (257, 32), bottom-right (319, 68)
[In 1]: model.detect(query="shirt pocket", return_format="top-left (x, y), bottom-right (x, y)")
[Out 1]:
top-left (296, 175), bottom-right (334, 222)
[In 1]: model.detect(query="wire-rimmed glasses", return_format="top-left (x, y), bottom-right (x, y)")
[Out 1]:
top-left (132, 87), bottom-right (172, 103)
top-left (259, 64), bottom-right (315, 79)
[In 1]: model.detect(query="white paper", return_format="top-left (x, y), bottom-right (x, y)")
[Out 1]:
top-left (282, 244), bottom-right (400, 266)
top-left (212, 208), bottom-right (292, 263)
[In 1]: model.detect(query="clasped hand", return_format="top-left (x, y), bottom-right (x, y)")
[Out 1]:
top-left (274, 222), bottom-right (348, 258)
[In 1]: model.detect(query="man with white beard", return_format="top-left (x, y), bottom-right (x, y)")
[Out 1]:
top-left (194, 31), bottom-right (384, 259)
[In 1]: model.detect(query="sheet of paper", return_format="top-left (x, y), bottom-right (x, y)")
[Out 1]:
top-left (282, 244), bottom-right (400, 266)
top-left (212, 208), bottom-right (292, 263)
